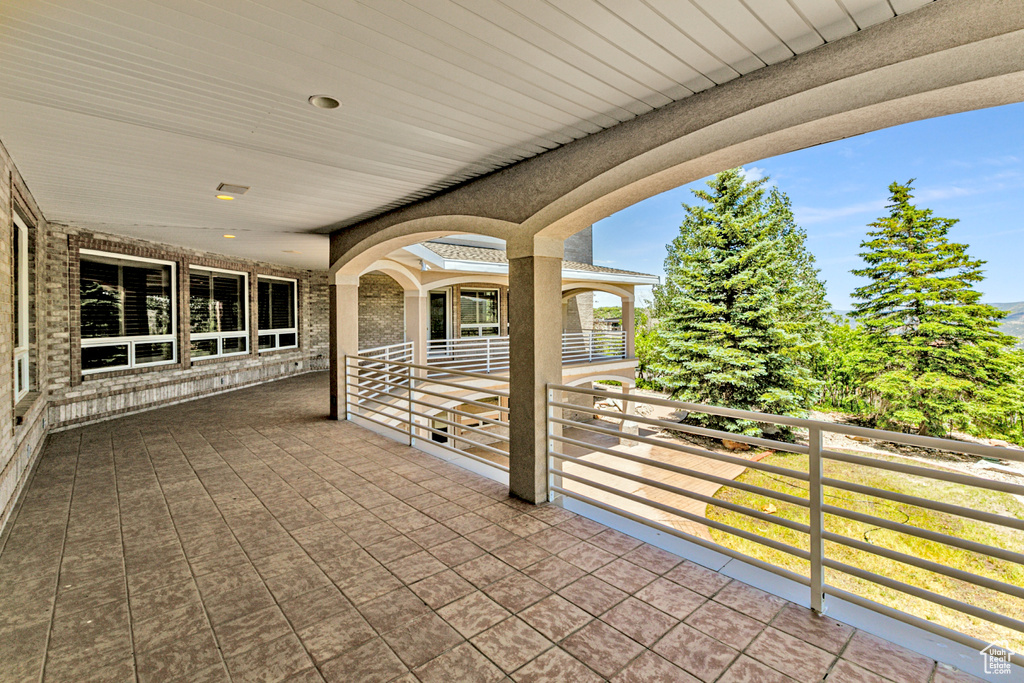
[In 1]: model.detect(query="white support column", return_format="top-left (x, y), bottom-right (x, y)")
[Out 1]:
top-left (404, 290), bottom-right (428, 367)
top-left (622, 293), bottom-right (635, 359)
top-left (508, 235), bottom-right (564, 504)
top-left (329, 274), bottom-right (360, 420)
top-left (620, 382), bottom-right (639, 437)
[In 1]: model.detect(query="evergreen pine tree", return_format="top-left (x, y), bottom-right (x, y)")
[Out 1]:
top-left (851, 180), bottom-right (1015, 436)
top-left (652, 169), bottom-right (828, 436)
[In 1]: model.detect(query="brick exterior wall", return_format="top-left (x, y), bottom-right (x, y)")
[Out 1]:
top-left (0, 138), bottom-right (332, 536)
top-left (1, 139), bottom-right (50, 535)
top-left (358, 272), bottom-right (405, 349)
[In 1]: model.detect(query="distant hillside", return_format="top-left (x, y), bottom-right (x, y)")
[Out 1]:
top-left (834, 303), bottom-right (1024, 347)
top-left (989, 302), bottom-right (1024, 346)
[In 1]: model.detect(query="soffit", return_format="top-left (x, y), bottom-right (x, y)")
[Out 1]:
top-left (0, 0), bottom-right (929, 270)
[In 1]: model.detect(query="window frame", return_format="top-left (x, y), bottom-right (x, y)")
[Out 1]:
top-left (13, 213), bottom-right (29, 402)
top-left (459, 287), bottom-right (501, 337)
top-left (79, 248), bottom-right (178, 375)
top-left (256, 274), bottom-right (298, 352)
top-left (188, 265), bottom-right (249, 361)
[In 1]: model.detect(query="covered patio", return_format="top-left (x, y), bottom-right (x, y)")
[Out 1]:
top-left (0, 373), bottom-right (980, 682)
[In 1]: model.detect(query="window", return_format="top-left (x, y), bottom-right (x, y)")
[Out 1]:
top-left (189, 267), bottom-right (248, 359)
top-left (460, 288), bottom-right (500, 337)
top-left (257, 276), bottom-right (297, 351)
top-left (13, 213), bottom-right (29, 401)
top-left (80, 250), bottom-right (176, 373)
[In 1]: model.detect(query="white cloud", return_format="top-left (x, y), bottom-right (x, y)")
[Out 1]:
top-left (794, 199), bottom-right (887, 225)
top-left (739, 166), bottom-right (768, 182)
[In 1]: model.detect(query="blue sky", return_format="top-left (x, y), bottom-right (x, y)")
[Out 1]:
top-left (592, 102), bottom-right (1024, 310)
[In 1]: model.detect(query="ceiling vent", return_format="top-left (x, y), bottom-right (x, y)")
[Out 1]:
top-left (217, 183), bottom-right (249, 195)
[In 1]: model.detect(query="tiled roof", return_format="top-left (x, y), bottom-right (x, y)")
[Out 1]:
top-left (422, 242), bottom-right (654, 277)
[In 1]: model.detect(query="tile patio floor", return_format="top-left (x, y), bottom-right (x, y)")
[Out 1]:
top-left (0, 373), bottom-right (986, 682)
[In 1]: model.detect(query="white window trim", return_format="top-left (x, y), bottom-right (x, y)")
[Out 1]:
top-left (257, 275), bottom-right (298, 352)
top-left (13, 213), bottom-right (29, 402)
top-left (459, 288), bottom-right (501, 337)
top-left (80, 250), bottom-right (178, 375)
top-left (189, 266), bottom-right (249, 360)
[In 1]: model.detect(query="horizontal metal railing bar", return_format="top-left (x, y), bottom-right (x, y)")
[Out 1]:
top-left (552, 450), bottom-right (811, 535)
top-left (823, 449), bottom-right (1024, 496)
top-left (359, 341), bottom-right (414, 354)
top-left (347, 371), bottom-right (510, 413)
top-left (352, 355), bottom-right (510, 383)
top-left (349, 410), bottom-right (509, 472)
top-left (550, 417), bottom-right (811, 482)
top-left (549, 384), bottom-right (1024, 463)
top-left (346, 393), bottom-right (509, 442)
top-left (417, 432), bottom-right (510, 472)
top-left (428, 403), bottom-right (508, 429)
top-left (550, 485), bottom-right (812, 587)
top-left (821, 585), bottom-right (1008, 665)
top-left (822, 476), bottom-right (1024, 533)
top-left (408, 407), bottom-right (510, 444)
top-left (821, 504), bottom-right (1024, 566)
top-left (411, 374), bottom-right (510, 399)
top-left (551, 470), bottom-right (811, 560)
top-left (349, 400), bottom-right (509, 458)
top-left (824, 558), bottom-right (1024, 634)
top-left (548, 401), bottom-right (809, 456)
top-left (823, 531), bottom-right (1024, 600)
top-left (551, 432), bottom-right (811, 508)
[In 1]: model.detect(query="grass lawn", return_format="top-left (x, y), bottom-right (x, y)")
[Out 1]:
top-left (706, 450), bottom-right (1024, 651)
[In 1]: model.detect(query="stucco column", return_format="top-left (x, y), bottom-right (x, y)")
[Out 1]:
top-left (404, 291), bottom-right (428, 367)
top-left (508, 236), bottom-right (564, 504)
top-left (620, 382), bottom-right (639, 437)
top-left (329, 274), bottom-right (360, 420)
top-left (622, 295), bottom-right (635, 358)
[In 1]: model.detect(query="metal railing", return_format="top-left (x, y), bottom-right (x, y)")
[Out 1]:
top-left (425, 331), bottom-right (628, 376)
top-left (561, 330), bottom-right (627, 365)
top-left (345, 352), bottom-right (510, 473)
top-left (547, 383), bottom-right (1024, 660)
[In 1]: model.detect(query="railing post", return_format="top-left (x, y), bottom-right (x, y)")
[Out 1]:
top-left (343, 355), bottom-right (352, 420)
top-left (408, 362), bottom-right (415, 446)
top-left (546, 385), bottom-right (557, 503)
top-left (486, 337), bottom-right (492, 373)
top-left (808, 425), bottom-right (825, 613)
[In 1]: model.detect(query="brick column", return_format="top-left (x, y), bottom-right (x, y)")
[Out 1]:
top-left (508, 235), bottom-right (563, 504)
top-left (329, 274), bottom-right (359, 419)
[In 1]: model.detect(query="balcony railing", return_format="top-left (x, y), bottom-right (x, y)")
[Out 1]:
top-left (345, 351), bottom-right (509, 476)
top-left (547, 383), bottom-right (1024, 660)
top-left (424, 330), bottom-right (628, 377)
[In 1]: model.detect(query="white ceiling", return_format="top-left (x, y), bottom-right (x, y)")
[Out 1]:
top-left (0, 0), bottom-right (930, 270)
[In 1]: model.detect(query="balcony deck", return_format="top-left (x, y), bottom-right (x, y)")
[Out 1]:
top-left (0, 373), bottom-right (984, 682)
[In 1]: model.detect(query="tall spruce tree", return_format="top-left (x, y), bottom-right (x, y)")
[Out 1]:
top-left (851, 180), bottom-right (1015, 436)
top-left (653, 169), bottom-right (828, 436)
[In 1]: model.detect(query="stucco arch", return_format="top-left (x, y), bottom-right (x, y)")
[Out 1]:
top-left (331, 216), bottom-right (515, 278)
top-left (422, 274), bottom-right (509, 292)
top-left (361, 260), bottom-right (420, 293)
top-left (562, 283), bottom-right (633, 303)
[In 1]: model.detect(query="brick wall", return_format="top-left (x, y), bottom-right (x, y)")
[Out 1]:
top-left (49, 226), bottom-right (330, 429)
top-left (564, 227), bottom-right (594, 331)
top-left (358, 271), bottom-right (405, 349)
top-left (1, 139), bottom-right (49, 534)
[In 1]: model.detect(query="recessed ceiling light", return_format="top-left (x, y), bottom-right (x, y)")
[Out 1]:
top-left (216, 195), bottom-right (235, 200)
top-left (223, 234), bottom-right (236, 239)
top-left (308, 95), bottom-right (340, 109)
top-left (217, 183), bottom-right (249, 195)
top-left (282, 250), bottom-right (302, 254)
